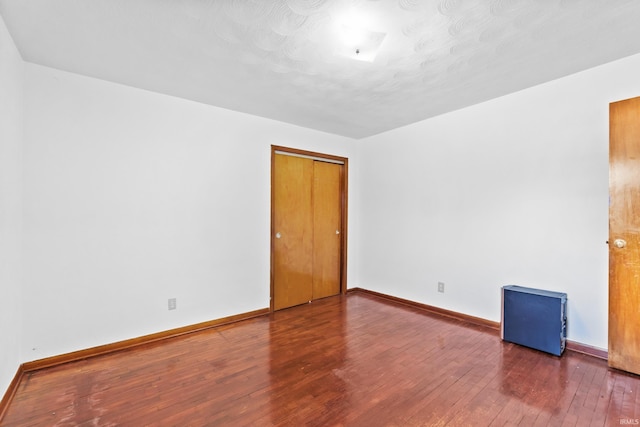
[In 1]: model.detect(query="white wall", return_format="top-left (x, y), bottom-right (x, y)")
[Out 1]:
top-left (0, 14), bottom-right (23, 397)
top-left (357, 53), bottom-right (640, 350)
top-left (14, 30), bottom-right (640, 369)
top-left (22, 64), bottom-right (357, 361)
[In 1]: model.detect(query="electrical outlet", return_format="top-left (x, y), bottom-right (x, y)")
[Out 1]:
top-left (438, 282), bottom-right (445, 293)
top-left (168, 298), bottom-right (177, 310)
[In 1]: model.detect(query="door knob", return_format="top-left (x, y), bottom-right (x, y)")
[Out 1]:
top-left (614, 238), bottom-right (626, 248)
top-left (276, 232), bottom-right (281, 239)
top-left (335, 230), bottom-right (340, 235)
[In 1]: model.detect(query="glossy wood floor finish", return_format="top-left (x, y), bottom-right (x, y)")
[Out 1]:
top-left (3, 293), bottom-right (640, 426)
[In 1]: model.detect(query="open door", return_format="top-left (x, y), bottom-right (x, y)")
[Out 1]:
top-left (609, 96), bottom-right (640, 375)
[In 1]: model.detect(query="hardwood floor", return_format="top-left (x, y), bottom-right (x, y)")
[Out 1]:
top-left (2, 292), bottom-right (639, 426)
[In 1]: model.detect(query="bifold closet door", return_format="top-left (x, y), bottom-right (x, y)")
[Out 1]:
top-left (272, 153), bottom-right (342, 311)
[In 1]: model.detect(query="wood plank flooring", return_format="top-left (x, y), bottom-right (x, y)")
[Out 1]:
top-left (2, 292), bottom-right (639, 426)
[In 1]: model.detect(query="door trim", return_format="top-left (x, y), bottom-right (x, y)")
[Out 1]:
top-left (270, 145), bottom-right (348, 312)
top-left (274, 149), bottom-right (345, 165)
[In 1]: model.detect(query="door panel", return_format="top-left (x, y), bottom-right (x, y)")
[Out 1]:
top-left (312, 161), bottom-right (342, 300)
top-left (273, 154), bottom-right (313, 310)
top-left (609, 97), bottom-right (640, 375)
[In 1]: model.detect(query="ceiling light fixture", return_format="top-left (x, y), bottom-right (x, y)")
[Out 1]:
top-left (332, 8), bottom-right (387, 62)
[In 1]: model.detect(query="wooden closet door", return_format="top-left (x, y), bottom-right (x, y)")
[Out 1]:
top-left (272, 150), bottom-right (345, 311)
top-left (312, 161), bottom-right (342, 300)
top-left (609, 96), bottom-right (640, 375)
top-left (272, 154), bottom-right (313, 311)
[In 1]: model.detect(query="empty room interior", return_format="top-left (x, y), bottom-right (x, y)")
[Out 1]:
top-left (2, 0), bottom-right (640, 425)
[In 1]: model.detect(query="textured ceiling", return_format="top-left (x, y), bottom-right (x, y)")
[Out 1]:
top-left (2, 0), bottom-right (640, 138)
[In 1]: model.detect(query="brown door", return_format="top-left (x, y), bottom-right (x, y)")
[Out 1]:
top-left (312, 161), bottom-right (342, 299)
top-left (609, 96), bottom-right (640, 375)
top-left (272, 149), bottom-right (345, 311)
top-left (272, 154), bottom-right (314, 310)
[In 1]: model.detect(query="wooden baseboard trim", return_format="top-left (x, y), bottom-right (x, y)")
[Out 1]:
top-left (566, 340), bottom-right (608, 360)
top-left (21, 307), bottom-right (270, 373)
top-left (0, 364), bottom-right (25, 422)
top-left (348, 287), bottom-right (610, 361)
top-left (348, 287), bottom-right (501, 331)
